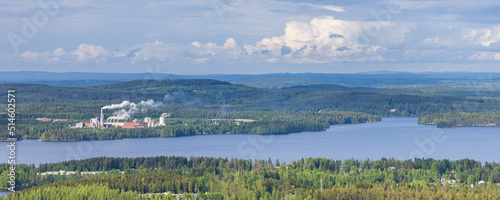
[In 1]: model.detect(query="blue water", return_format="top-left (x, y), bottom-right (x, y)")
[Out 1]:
top-left (1, 117), bottom-right (499, 166)
top-left (0, 191), bottom-right (12, 197)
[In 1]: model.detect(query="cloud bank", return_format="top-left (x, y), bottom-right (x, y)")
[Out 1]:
top-left (3, 0), bottom-right (500, 73)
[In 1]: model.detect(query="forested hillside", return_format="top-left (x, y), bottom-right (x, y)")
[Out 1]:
top-left (2, 156), bottom-right (499, 199)
top-left (1, 79), bottom-right (500, 141)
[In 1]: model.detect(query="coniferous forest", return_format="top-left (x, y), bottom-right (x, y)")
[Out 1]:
top-left (2, 79), bottom-right (500, 199)
top-left (418, 112), bottom-right (500, 128)
top-left (1, 156), bottom-right (500, 199)
top-left (1, 79), bottom-right (500, 141)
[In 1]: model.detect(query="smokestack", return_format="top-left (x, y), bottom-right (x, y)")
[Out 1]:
top-left (100, 109), bottom-right (104, 127)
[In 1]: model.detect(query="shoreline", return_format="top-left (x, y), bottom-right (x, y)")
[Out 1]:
top-left (2, 119), bottom-right (380, 142)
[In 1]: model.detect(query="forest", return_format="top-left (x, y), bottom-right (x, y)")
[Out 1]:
top-left (418, 112), bottom-right (500, 128)
top-left (5, 110), bottom-right (379, 141)
top-left (1, 156), bottom-right (499, 199)
top-left (1, 79), bottom-right (500, 141)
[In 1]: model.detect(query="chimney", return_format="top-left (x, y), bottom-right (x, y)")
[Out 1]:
top-left (100, 109), bottom-right (104, 127)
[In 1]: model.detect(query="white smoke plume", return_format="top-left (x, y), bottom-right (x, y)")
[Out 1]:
top-left (102, 99), bottom-right (163, 121)
top-left (102, 101), bottom-right (134, 110)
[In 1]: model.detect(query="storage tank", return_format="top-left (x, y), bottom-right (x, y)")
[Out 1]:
top-left (159, 116), bottom-right (165, 126)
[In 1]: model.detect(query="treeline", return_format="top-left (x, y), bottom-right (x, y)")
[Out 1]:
top-left (418, 112), bottom-right (500, 128)
top-left (34, 156), bottom-right (500, 184)
top-left (37, 121), bottom-right (328, 141)
top-left (2, 156), bottom-right (500, 199)
top-left (2, 79), bottom-right (499, 119)
top-left (2, 184), bottom-right (169, 200)
top-left (2, 79), bottom-right (500, 140)
top-left (5, 180), bottom-right (500, 199)
top-left (2, 111), bottom-right (380, 141)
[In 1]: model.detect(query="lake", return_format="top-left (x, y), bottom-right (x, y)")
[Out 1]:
top-left (0, 191), bottom-right (11, 198)
top-left (1, 117), bottom-right (499, 166)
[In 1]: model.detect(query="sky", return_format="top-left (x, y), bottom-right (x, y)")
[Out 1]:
top-left (1, 0), bottom-right (500, 74)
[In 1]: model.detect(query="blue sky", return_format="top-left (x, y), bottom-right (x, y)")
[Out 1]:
top-left (1, 0), bottom-right (500, 74)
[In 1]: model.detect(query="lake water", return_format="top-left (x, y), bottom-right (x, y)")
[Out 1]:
top-left (0, 191), bottom-right (11, 198)
top-left (1, 117), bottom-right (499, 166)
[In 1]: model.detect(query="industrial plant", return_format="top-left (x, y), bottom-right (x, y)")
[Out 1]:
top-left (74, 111), bottom-right (171, 129)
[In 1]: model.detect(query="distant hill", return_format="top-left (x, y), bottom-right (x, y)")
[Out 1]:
top-left (229, 73), bottom-right (500, 88)
top-left (0, 71), bottom-right (248, 82)
top-left (281, 84), bottom-right (353, 92)
top-left (2, 71), bottom-right (500, 88)
top-left (3, 78), bottom-right (500, 141)
top-left (30, 80), bottom-right (120, 87)
top-left (92, 79), bottom-right (233, 90)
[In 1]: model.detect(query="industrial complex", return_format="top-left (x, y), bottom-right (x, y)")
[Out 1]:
top-left (74, 110), bottom-right (171, 128)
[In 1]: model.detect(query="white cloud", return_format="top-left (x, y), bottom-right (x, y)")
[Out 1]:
top-left (19, 47), bottom-right (69, 63)
top-left (71, 44), bottom-right (108, 62)
top-left (123, 40), bottom-right (182, 63)
top-left (113, 38), bottom-right (242, 64)
top-left (422, 36), bottom-right (455, 48)
top-left (464, 25), bottom-right (500, 47)
top-left (20, 51), bottom-right (40, 61)
top-left (188, 38), bottom-right (242, 63)
top-left (191, 42), bottom-right (202, 48)
top-left (469, 51), bottom-right (500, 61)
top-left (223, 38), bottom-right (237, 49)
top-left (322, 5), bottom-right (344, 12)
top-left (47, 47), bottom-right (68, 62)
top-left (243, 16), bottom-right (392, 63)
top-left (8, 9), bottom-right (500, 69)
top-left (52, 47), bottom-right (67, 57)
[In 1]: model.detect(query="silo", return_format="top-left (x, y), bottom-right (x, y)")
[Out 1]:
top-left (159, 116), bottom-right (165, 126)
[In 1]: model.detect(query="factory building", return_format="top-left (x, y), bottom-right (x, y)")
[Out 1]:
top-left (75, 122), bottom-right (91, 128)
top-left (121, 123), bottom-right (148, 128)
top-left (74, 113), bottom-right (171, 129)
top-left (90, 117), bottom-right (100, 128)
